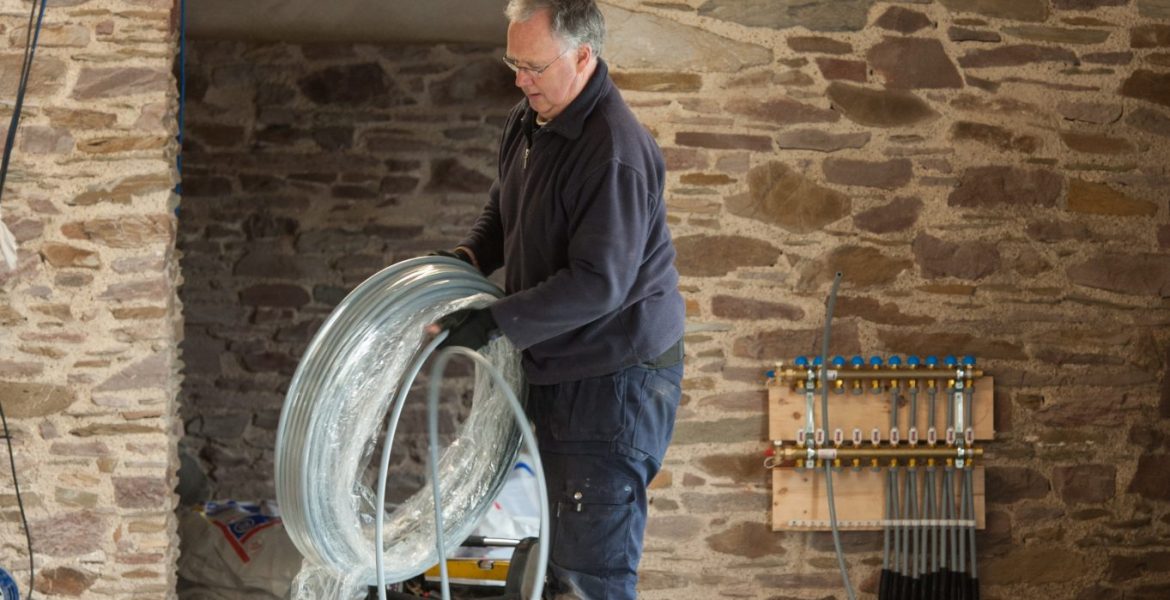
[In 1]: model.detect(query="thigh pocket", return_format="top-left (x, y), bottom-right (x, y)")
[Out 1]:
top-left (630, 365), bottom-right (683, 462)
top-left (552, 477), bottom-right (635, 572)
top-left (547, 371), bottom-right (628, 443)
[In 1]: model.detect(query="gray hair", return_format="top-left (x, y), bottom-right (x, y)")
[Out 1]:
top-left (505, 0), bottom-right (606, 58)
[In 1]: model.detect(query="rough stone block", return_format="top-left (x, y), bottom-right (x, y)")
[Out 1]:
top-left (710, 295), bottom-right (803, 321)
top-left (815, 57), bottom-right (866, 82)
top-left (61, 215), bottom-right (175, 249)
top-left (853, 196), bottom-right (922, 233)
top-left (18, 126), bottom-right (74, 154)
top-left (1060, 131), bottom-right (1135, 154)
top-left (239, 284), bottom-right (311, 307)
top-left (1053, 464), bottom-right (1116, 504)
top-left (726, 95), bottom-right (840, 124)
top-left (733, 322), bottom-right (862, 361)
top-left (827, 82), bottom-right (939, 127)
top-left (949, 27), bottom-right (1002, 42)
top-left (99, 278), bottom-right (171, 303)
top-left (672, 417), bottom-right (765, 444)
top-left (113, 476), bottom-right (171, 510)
top-left (0, 360), bottom-right (43, 378)
top-left (727, 161), bottom-right (851, 233)
top-left (426, 158), bottom-right (492, 193)
top-left (869, 37), bottom-right (963, 89)
top-left (1132, 24), bottom-right (1170, 48)
top-left (877, 329), bottom-right (1027, 361)
top-left (1129, 454), bottom-right (1170, 501)
top-left (1067, 253), bottom-right (1170, 296)
top-left (673, 234), bottom-right (780, 277)
top-left (982, 546), bottom-right (1090, 584)
top-left (1121, 69), bottom-right (1170, 108)
top-left (697, 0), bottom-right (873, 31)
top-left (987, 466), bottom-right (1051, 504)
top-left (948, 166), bottom-right (1061, 208)
top-left (787, 36), bottom-right (852, 54)
top-left (799, 245), bottom-right (913, 289)
top-left (0, 381), bottom-right (75, 417)
top-left (1140, 0), bottom-right (1170, 19)
top-left (939, 0), bottom-right (1048, 21)
top-left (36, 566), bottom-right (97, 596)
top-left (0, 56), bottom-right (65, 98)
top-left (73, 67), bottom-right (169, 100)
top-left (958, 44), bottom-right (1078, 68)
top-left (875, 6), bottom-right (932, 34)
top-left (1004, 25), bottom-right (1111, 44)
top-left (675, 131), bottom-right (773, 151)
top-left (776, 129), bottom-right (869, 152)
top-left (823, 157), bottom-right (913, 189)
top-left (297, 63), bottom-right (398, 107)
top-left (952, 121), bottom-right (1041, 152)
top-left (705, 522), bottom-right (785, 558)
top-left (611, 71), bottom-right (702, 93)
top-left (1068, 179), bottom-right (1157, 216)
top-left (645, 515), bottom-right (703, 542)
top-left (834, 296), bottom-right (935, 326)
top-left (95, 352), bottom-right (170, 392)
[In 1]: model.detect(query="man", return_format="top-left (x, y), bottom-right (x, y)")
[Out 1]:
top-left (428, 1), bottom-right (685, 598)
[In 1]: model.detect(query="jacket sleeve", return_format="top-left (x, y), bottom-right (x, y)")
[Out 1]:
top-left (490, 159), bottom-right (653, 350)
top-left (459, 178), bottom-right (505, 276)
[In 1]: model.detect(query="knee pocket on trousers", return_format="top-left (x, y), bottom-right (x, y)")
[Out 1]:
top-left (552, 477), bottom-right (636, 573)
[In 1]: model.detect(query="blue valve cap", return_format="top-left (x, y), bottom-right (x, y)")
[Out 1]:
top-left (869, 356), bottom-right (883, 366)
top-left (794, 356), bottom-right (809, 367)
top-left (944, 355), bottom-right (957, 366)
top-left (766, 370), bottom-right (776, 378)
top-left (888, 356), bottom-right (903, 367)
top-left (812, 356), bottom-right (824, 367)
top-left (831, 355), bottom-right (845, 367)
top-left (962, 355), bottom-right (976, 366)
top-left (850, 355), bottom-right (864, 367)
top-left (907, 355), bottom-right (921, 367)
top-left (925, 355), bottom-right (939, 366)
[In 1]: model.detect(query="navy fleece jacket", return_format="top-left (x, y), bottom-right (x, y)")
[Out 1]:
top-left (460, 59), bottom-right (685, 385)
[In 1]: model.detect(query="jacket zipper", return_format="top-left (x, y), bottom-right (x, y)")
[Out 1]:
top-left (524, 146), bottom-right (530, 170)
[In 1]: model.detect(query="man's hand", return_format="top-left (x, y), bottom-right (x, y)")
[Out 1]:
top-left (428, 248), bottom-right (473, 266)
top-left (426, 307), bottom-right (499, 350)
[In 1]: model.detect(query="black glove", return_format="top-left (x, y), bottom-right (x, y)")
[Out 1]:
top-left (428, 248), bottom-right (473, 265)
top-left (434, 307), bottom-right (499, 350)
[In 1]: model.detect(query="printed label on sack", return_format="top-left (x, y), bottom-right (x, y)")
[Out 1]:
top-left (202, 500), bottom-right (282, 563)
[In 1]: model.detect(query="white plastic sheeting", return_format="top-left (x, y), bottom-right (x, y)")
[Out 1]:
top-left (275, 257), bottom-right (524, 598)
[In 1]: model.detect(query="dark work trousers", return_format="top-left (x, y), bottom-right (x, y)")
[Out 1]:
top-left (526, 360), bottom-right (683, 600)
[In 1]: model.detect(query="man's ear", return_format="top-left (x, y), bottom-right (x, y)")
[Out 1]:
top-left (575, 44), bottom-right (592, 70)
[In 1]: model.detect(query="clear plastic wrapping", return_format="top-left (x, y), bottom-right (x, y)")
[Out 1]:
top-left (275, 257), bottom-right (524, 597)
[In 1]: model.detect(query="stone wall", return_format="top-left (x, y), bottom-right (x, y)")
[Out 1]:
top-left (180, 1), bottom-right (1170, 599)
top-left (0, 0), bottom-right (181, 597)
top-left (177, 41), bottom-right (516, 502)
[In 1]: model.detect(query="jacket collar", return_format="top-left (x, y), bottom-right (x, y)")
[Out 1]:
top-left (521, 58), bottom-right (611, 141)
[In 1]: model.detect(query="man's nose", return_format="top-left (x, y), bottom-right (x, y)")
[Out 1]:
top-left (514, 69), bottom-right (534, 87)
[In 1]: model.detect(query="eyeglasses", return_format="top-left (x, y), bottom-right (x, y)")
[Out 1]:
top-left (502, 48), bottom-right (571, 78)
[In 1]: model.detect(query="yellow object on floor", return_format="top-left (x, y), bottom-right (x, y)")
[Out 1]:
top-left (424, 558), bottom-right (511, 587)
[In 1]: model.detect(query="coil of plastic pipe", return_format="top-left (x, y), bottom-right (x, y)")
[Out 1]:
top-left (274, 256), bottom-right (524, 598)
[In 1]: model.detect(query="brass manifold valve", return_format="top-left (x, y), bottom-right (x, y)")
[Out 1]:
top-left (765, 441), bottom-right (983, 470)
top-left (770, 354), bottom-right (982, 393)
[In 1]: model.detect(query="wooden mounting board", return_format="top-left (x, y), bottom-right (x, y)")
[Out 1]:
top-left (768, 377), bottom-right (995, 442)
top-left (772, 466), bottom-right (985, 531)
top-left (768, 376), bottom-right (993, 531)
